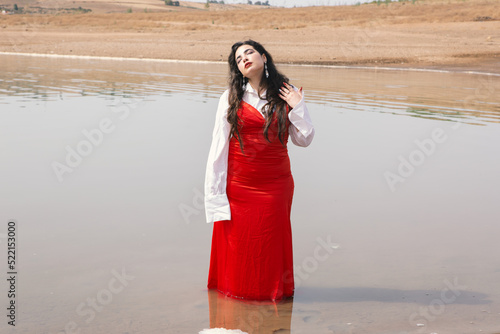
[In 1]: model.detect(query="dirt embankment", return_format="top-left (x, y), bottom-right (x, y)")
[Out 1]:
top-left (0, 0), bottom-right (499, 73)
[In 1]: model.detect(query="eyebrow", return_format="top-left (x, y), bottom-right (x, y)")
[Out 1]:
top-left (236, 48), bottom-right (254, 61)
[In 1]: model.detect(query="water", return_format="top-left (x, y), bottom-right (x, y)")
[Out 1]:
top-left (0, 54), bottom-right (499, 334)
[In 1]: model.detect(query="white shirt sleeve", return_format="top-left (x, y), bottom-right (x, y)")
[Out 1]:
top-left (204, 90), bottom-right (232, 224)
top-left (288, 89), bottom-right (315, 147)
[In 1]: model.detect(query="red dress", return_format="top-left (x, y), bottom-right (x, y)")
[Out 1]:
top-left (207, 101), bottom-right (295, 301)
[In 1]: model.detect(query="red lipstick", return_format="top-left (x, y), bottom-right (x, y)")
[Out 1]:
top-left (245, 62), bottom-right (252, 68)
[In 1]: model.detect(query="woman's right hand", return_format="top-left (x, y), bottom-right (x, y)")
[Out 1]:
top-left (279, 82), bottom-right (303, 109)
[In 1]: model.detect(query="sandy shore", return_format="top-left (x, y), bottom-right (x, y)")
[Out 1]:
top-left (1, 0), bottom-right (499, 73)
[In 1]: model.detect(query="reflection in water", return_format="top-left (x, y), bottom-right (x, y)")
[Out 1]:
top-left (205, 290), bottom-right (293, 334)
top-left (1, 54), bottom-right (499, 126)
top-left (1, 54), bottom-right (500, 334)
top-left (0, 54), bottom-right (227, 103)
top-left (296, 286), bottom-right (489, 305)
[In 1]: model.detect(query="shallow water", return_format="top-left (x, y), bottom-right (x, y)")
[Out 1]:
top-left (0, 54), bottom-right (499, 334)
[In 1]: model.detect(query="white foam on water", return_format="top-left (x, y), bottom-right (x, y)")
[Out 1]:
top-left (199, 328), bottom-right (248, 334)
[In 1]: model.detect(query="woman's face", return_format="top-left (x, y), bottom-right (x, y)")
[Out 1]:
top-left (235, 44), bottom-right (267, 80)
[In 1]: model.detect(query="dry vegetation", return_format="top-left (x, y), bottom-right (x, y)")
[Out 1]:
top-left (1, 0), bottom-right (499, 32)
top-left (0, 0), bottom-right (498, 71)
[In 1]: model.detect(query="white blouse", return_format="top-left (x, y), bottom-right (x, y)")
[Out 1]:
top-left (204, 83), bottom-right (315, 224)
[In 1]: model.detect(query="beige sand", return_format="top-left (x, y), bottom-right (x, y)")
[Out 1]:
top-left (0, 0), bottom-right (499, 73)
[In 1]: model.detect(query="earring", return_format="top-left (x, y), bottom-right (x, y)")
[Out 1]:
top-left (265, 62), bottom-right (269, 78)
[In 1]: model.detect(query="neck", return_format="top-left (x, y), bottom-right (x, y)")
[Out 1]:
top-left (248, 78), bottom-right (260, 92)
top-left (247, 73), bottom-right (263, 93)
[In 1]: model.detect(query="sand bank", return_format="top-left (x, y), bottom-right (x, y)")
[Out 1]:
top-left (0, 0), bottom-right (499, 73)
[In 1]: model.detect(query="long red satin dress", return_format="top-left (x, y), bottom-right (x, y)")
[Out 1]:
top-left (207, 100), bottom-right (295, 301)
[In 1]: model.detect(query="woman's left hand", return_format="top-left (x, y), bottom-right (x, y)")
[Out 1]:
top-left (279, 82), bottom-right (303, 109)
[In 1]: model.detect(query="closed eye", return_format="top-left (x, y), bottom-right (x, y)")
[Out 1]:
top-left (236, 49), bottom-right (255, 64)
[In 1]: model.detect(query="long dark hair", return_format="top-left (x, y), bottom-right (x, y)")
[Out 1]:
top-left (227, 40), bottom-right (289, 151)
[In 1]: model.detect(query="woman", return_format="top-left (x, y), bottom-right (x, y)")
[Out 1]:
top-left (205, 40), bottom-right (315, 301)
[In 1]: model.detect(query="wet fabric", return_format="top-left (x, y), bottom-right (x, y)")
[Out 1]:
top-left (208, 101), bottom-right (295, 301)
top-left (206, 289), bottom-right (293, 333)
